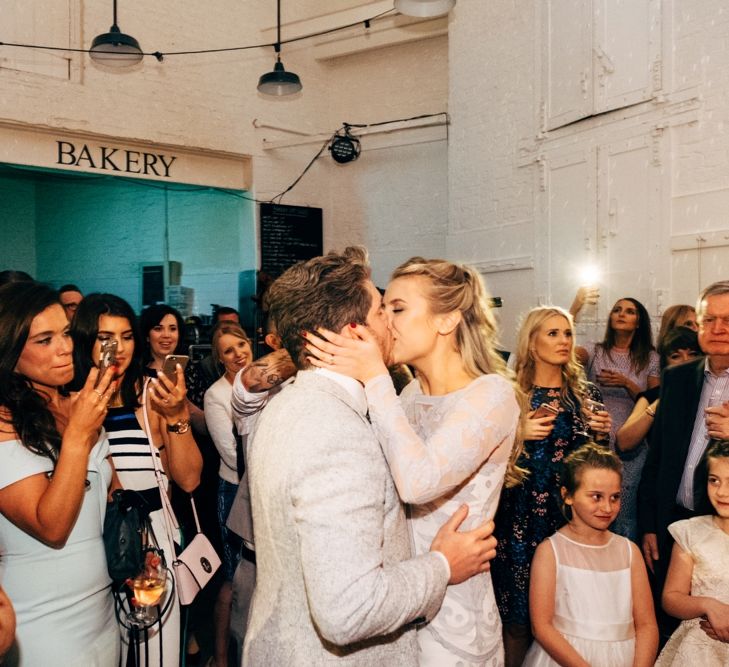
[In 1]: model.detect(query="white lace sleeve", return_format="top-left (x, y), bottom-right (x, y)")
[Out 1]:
top-left (364, 373), bottom-right (519, 504)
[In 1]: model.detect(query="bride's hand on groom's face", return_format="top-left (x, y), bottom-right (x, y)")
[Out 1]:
top-left (303, 325), bottom-right (388, 384)
top-left (430, 504), bottom-right (497, 585)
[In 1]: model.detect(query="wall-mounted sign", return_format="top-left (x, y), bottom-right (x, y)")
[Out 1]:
top-left (0, 120), bottom-right (252, 190)
top-left (56, 141), bottom-right (177, 178)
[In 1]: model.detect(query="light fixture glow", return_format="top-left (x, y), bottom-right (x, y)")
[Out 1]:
top-left (258, 0), bottom-right (302, 97)
top-left (578, 264), bottom-right (601, 286)
top-left (394, 0), bottom-right (456, 18)
top-left (89, 0), bottom-right (143, 67)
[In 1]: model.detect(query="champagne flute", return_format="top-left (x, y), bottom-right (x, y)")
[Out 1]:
top-left (127, 549), bottom-right (167, 628)
top-left (582, 398), bottom-right (609, 444)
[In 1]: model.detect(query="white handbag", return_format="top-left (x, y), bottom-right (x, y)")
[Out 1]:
top-left (142, 380), bottom-right (221, 605)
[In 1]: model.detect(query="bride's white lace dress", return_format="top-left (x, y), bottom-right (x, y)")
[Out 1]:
top-left (365, 373), bottom-right (519, 666)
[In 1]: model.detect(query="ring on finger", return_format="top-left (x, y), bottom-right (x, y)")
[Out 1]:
top-left (330, 354), bottom-right (335, 365)
top-left (93, 389), bottom-right (104, 398)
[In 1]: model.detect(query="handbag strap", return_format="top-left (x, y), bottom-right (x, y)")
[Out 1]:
top-left (141, 379), bottom-right (203, 539)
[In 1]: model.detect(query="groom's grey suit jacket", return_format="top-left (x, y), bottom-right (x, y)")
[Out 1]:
top-left (243, 370), bottom-right (449, 666)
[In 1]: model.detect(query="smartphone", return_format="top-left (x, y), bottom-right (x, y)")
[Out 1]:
top-left (161, 354), bottom-right (189, 377)
top-left (532, 402), bottom-right (559, 419)
top-left (95, 338), bottom-right (118, 387)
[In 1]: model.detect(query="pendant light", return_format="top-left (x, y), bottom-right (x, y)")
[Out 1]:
top-left (394, 0), bottom-right (456, 18)
top-left (90, 0), bottom-right (143, 67)
top-left (258, 0), bottom-right (302, 96)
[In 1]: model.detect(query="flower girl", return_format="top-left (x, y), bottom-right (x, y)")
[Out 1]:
top-left (656, 439), bottom-right (729, 665)
top-left (524, 443), bottom-right (658, 666)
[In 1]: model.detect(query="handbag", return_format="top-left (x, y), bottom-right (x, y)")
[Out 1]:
top-left (103, 489), bottom-right (149, 583)
top-left (141, 380), bottom-right (221, 606)
top-left (171, 499), bottom-right (221, 606)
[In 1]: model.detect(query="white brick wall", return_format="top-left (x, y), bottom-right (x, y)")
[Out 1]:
top-left (448, 0), bottom-right (729, 348)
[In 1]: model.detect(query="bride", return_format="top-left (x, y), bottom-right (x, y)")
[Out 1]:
top-left (306, 257), bottom-right (522, 666)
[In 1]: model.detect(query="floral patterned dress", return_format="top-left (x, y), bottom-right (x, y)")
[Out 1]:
top-left (492, 384), bottom-right (601, 627)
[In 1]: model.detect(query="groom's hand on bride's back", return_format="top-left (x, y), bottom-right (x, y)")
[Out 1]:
top-left (430, 504), bottom-right (497, 585)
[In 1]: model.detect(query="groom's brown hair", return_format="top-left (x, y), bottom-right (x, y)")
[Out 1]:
top-left (267, 246), bottom-right (373, 370)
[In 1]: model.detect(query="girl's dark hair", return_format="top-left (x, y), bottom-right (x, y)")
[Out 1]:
top-left (139, 304), bottom-right (186, 366)
top-left (0, 282), bottom-right (64, 462)
top-left (696, 439), bottom-right (729, 515)
top-left (561, 442), bottom-right (623, 519)
top-left (70, 293), bottom-right (144, 408)
top-left (659, 325), bottom-right (701, 370)
top-left (599, 297), bottom-right (654, 374)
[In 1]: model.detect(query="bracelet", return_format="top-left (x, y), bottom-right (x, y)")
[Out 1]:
top-left (645, 407), bottom-right (656, 418)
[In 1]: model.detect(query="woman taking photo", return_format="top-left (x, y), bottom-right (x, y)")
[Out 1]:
top-left (575, 297), bottom-right (659, 540)
top-left (305, 257), bottom-right (521, 666)
top-left (71, 293), bottom-right (202, 667)
top-left (491, 306), bottom-right (611, 667)
top-left (0, 282), bottom-right (119, 665)
top-left (204, 323), bottom-right (252, 667)
top-left (140, 304), bottom-right (186, 376)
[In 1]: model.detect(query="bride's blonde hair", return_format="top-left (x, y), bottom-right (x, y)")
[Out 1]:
top-left (391, 257), bottom-right (527, 487)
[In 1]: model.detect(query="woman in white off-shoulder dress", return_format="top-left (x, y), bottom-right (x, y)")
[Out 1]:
top-left (307, 257), bottom-right (522, 666)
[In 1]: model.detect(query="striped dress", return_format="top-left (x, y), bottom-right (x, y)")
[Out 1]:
top-left (104, 406), bottom-right (180, 667)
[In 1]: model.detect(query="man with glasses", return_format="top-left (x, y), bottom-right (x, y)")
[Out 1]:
top-left (639, 279), bottom-right (729, 638)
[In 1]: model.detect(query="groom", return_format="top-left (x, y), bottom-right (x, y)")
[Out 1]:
top-left (243, 248), bottom-right (497, 665)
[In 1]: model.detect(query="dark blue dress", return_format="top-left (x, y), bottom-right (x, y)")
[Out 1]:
top-left (491, 384), bottom-right (602, 626)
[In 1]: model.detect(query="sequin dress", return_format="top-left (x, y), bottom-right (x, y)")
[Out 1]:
top-left (492, 385), bottom-right (601, 627)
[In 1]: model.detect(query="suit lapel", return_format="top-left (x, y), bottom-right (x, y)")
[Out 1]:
top-left (676, 358), bottom-right (706, 460)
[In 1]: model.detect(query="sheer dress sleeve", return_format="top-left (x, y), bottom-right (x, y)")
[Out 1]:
top-left (363, 373), bottom-right (520, 504)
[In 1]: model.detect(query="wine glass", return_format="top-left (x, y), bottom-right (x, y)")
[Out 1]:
top-left (127, 549), bottom-right (167, 628)
top-left (582, 398), bottom-right (609, 444)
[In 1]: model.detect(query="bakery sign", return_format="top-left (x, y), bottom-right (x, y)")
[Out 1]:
top-left (56, 140), bottom-right (177, 178)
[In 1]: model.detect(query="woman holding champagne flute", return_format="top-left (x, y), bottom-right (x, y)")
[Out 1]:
top-left (492, 306), bottom-right (611, 667)
top-left (71, 293), bottom-right (202, 667)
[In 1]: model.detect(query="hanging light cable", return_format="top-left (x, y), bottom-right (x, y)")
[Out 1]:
top-left (394, 0), bottom-right (456, 18)
top-left (89, 0), bottom-right (144, 67)
top-left (257, 0), bottom-right (302, 96)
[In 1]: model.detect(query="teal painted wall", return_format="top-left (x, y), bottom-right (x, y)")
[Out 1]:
top-left (1, 166), bottom-right (256, 319)
top-left (0, 175), bottom-right (37, 275)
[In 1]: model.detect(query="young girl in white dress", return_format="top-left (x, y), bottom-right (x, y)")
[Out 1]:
top-left (656, 439), bottom-right (729, 665)
top-left (524, 443), bottom-right (658, 667)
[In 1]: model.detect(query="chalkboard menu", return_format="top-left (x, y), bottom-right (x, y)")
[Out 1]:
top-left (259, 203), bottom-right (323, 278)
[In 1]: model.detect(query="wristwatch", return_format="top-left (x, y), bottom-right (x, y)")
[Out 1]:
top-left (167, 419), bottom-right (191, 434)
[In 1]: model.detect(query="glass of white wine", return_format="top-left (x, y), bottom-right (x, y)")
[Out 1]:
top-left (127, 550), bottom-right (167, 628)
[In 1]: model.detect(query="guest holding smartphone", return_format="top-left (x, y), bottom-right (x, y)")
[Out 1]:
top-left (492, 306), bottom-right (610, 667)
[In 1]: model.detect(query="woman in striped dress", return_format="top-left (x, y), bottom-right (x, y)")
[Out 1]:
top-left (71, 293), bottom-right (202, 667)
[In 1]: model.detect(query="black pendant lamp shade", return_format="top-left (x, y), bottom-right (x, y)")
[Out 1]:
top-left (258, 0), bottom-right (302, 96)
top-left (90, 0), bottom-right (143, 67)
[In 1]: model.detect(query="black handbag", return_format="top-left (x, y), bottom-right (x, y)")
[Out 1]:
top-left (103, 489), bottom-right (155, 583)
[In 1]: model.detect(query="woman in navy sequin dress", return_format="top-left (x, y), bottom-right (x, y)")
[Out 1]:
top-left (492, 307), bottom-right (611, 667)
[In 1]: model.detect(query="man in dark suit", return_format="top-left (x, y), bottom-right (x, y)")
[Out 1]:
top-left (639, 279), bottom-right (729, 619)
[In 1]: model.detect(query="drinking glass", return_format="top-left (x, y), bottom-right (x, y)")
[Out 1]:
top-left (582, 398), bottom-right (609, 443)
top-left (127, 549), bottom-right (167, 628)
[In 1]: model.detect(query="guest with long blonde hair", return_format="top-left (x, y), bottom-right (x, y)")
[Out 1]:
top-left (492, 306), bottom-right (611, 667)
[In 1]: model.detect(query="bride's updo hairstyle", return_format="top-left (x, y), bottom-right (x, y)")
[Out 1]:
top-left (391, 257), bottom-right (526, 486)
top-left (391, 257), bottom-right (507, 378)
